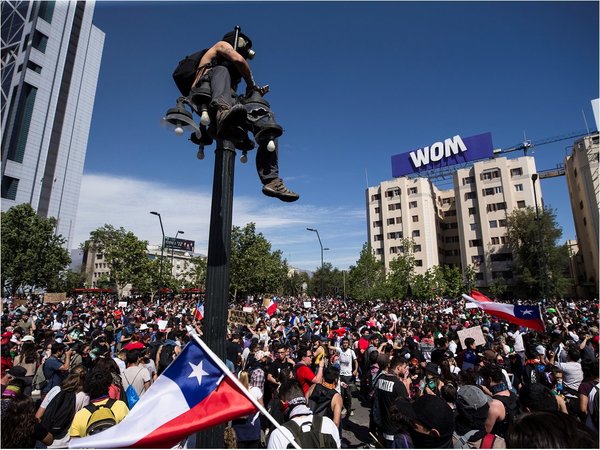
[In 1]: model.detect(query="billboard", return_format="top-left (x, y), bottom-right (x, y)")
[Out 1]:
top-left (391, 132), bottom-right (494, 177)
top-left (164, 237), bottom-right (195, 252)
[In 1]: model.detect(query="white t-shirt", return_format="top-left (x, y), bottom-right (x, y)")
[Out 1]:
top-left (121, 365), bottom-right (151, 396)
top-left (267, 414), bottom-right (340, 449)
top-left (336, 347), bottom-right (357, 377)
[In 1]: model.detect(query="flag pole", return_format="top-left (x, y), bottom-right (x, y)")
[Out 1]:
top-left (186, 327), bottom-right (302, 450)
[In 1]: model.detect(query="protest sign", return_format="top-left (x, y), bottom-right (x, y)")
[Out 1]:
top-left (242, 307), bottom-right (254, 313)
top-left (465, 302), bottom-right (480, 309)
top-left (44, 293), bottom-right (66, 304)
top-left (457, 326), bottom-right (486, 348)
top-left (442, 307), bottom-right (453, 314)
top-left (157, 320), bottom-right (168, 331)
top-left (303, 301), bottom-right (312, 308)
top-left (118, 301), bottom-right (128, 308)
top-left (228, 309), bottom-right (256, 326)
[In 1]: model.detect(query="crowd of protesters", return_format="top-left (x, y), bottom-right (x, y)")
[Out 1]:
top-left (0, 292), bottom-right (598, 448)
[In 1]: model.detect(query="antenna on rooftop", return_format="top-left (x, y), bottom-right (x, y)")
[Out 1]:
top-left (582, 109), bottom-right (590, 135)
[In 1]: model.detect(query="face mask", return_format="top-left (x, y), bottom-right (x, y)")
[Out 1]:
top-left (556, 381), bottom-right (563, 392)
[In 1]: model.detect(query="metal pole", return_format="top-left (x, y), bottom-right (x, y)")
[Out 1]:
top-left (197, 139), bottom-right (236, 448)
top-left (150, 211), bottom-right (165, 306)
top-left (531, 174), bottom-right (545, 300)
top-left (306, 228), bottom-right (324, 299)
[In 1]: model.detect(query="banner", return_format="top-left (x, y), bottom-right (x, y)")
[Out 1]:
top-left (242, 307), bottom-right (254, 313)
top-left (465, 302), bottom-right (480, 309)
top-left (228, 309), bottom-right (256, 326)
top-left (457, 325), bottom-right (486, 348)
top-left (118, 301), bottom-right (128, 308)
top-left (164, 237), bottom-right (195, 252)
top-left (44, 293), bottom-right (66, 304)
top-left (157, 320), bottom-right (168, 331)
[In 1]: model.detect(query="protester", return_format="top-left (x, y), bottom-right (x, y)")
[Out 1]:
top-left (2, 394), bottom-right (53, 448)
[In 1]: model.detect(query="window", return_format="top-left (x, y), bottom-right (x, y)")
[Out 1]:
top-left (376, 248), bottom-right (383, 255)
top-left (489, 220), bottom-right (498, 228)
top-left (374, 207), bottom-right (380, 214)
top-left (413, 245), bottom-right (421, 252)
top-left (441, 197), bottom-right (453, 205)
top-left (444, 210), bottom-right (457, 217)
top-left (412, 215), bottom-right (419, 222)
top-left (412, 230), bottom-right (420, 237)
top-left (371, 194), bottom-right (380, 201)
top-left (97, 254), bottom-right (103, 260)
top-left (408, 187), bottom-right (418, 195)
top-left (481, 170), bottom-right (500, 180)
top-left (27, 61), bottom-right (42, 74)
top-left (510, 168), bottom-right (523, 177)
top-left (469, 239), bottom-right (482, 247)
top-left (500, 236), bottom-right (507, 244)
top-left (483, 187), bottom-right (494, 196)
top-left (6, 83), bottom-right (37, 163)
top-left (387, 218), bottom-right (395, 225)
top-left (495, 186), bottom-right (503, 194)
top-left (415, 260), bottom-right (423, 267)
top-left (445, 236), bottom-right (460, 243)
top-left (1, 176), bottom-right (19, 200)
top-left (470, 223), bottom-right (477, 231)
top-left (514, 184), bottom-right (523, 192)
top-left (396, 217), bottom-right (402, 224)
top-left (409, 201), bottom-right (417, 208)
top-left (491, 237), bottom-right (500, 245)
top-left (517, 200), bottom-right (526, 208)
top-left (498, 219), bottom-right (507, 227)
top-left (462, 176), bottom-right (475, 185)
top-left (38, 1), bottom-right (56, 23)
top-left (491, 253), bottom-right (512, 262)
top-left (373, 234), bottom-right (383, 241)
top-left (468, 207), bottom-right (477, 215)
top-left (32, 30), bottom-right (49, 53)
top-left (373, 220), bottom-right (382, 227)
top-left (579, 201), bottom-right (584, 210)
top-left (465, 191), bottom-right (477, 200)
top-left (487, 202), bottom-right (507, 212)
top-left (476, 273), bottom-right (484, 280)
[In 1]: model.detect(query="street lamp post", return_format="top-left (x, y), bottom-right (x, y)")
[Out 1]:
top-left (150, 211), bottom-right (165, 306)
top-left (531, 174), bottom-right (546, 300)
top-left (306, 228), bottom-right (327, 299)
top-left (170, 230), bottom-right (184, 276)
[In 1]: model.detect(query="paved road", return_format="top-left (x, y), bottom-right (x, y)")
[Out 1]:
top-left (341, 394), bottom-right (372, 449)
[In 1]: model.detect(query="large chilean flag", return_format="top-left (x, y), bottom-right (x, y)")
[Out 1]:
top-left (462, 291), bottom-right (545, 332)
top-left (70, 336), bottom-right (256, 448)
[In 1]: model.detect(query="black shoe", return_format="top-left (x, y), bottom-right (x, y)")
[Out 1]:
top-left (262, 178), bottom-right (299, 202)
top-left (216, 104), bottom-right (247, 138)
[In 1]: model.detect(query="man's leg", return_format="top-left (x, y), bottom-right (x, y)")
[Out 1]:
top-left (206, 66), bottom-right (246, 137)
top-left (340, 375), bottom-right (353, 417)
top-left (257, 140), bottom-right (299, 202)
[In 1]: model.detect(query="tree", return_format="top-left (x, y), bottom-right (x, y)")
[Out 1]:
top-left (283, 271), bottom-right (309, 297)
top-left (1, 204), bottom-right (71, 295)
top-left (82, 225), bottom-right (149, 298)
top-left (441, 265), bottom-right (464, 298)
top-left (181, 256), bottom-right (207, 291)
top-left (346, 243), bottom-right (386, 301)
top-left (230, 223), bottom-right (288, 300)
top-left (488, 276), bottom-right (508, 299)
top-left (385, 238), bottom-right (416, 299)
top-left (505, 207), bottom-right (570, 299)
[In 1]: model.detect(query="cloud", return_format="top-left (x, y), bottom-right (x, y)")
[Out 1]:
top-left (73, 173), bottom-right (365, 270)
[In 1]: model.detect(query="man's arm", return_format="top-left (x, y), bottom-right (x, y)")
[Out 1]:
top-left (331, 393), bottom-right (343, 428)
top-left (200, 41), bottom-right (255, 88)
top-left (485, 399), bottom-right (505, 433)
top-left (311, 361), bottom-right (325, 385)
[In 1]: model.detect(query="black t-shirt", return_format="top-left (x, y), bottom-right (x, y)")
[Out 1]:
top-left (375, 373), bottom-right (409, 433)
top-left (226, 341), bottom-right (243, 371)
top-left (269, 359), bottom-right (294, 382)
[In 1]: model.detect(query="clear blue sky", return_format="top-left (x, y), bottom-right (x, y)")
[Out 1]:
top-left (74, 1), bottom-right (599, 271)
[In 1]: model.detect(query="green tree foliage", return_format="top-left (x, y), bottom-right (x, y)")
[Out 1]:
top-left (308, 263), bottom-right (347, 298)
top-left (346, 243), bottom-right (386, 301)
top-left (1, 204), bottom-right (71, 295)
top-left (506, 207), bottom-right (570, 299)
top-left (181, 256), bottom-right (207, 291)
top-left (82, 225), bottom-right (149, 298)
top-left (384, 238), bottom-right (416, 300)
top-left (283, 271), bottom-right (309, 297)
top-left (230, 223), bottom-right (288, 300)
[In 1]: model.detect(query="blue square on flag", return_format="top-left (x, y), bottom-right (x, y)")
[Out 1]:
top-left (514, 305), bottom-right (541, 320)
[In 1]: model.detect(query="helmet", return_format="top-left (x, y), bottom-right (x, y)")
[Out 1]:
top-left (222, 30), bottom-right (255, 59)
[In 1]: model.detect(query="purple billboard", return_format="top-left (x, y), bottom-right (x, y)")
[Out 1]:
top-left (391, 132), bottom-right (494, 177)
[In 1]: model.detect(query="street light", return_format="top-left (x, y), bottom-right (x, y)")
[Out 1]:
top-left (150, 211), bottom-right (165, 306)
top-left (307, 228), bottom-right (327, 299)
top-left (531, 174), bottom-right (546, 300)
top-left (170, 230), bottom-right (184, 276)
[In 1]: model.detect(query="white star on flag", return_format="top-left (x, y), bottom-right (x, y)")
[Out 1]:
top-left (188, 360), bottom-right (209, 385)
top-left (521, 309), bottom-right (533, 316)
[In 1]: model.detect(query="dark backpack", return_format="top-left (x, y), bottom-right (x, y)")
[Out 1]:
top-left (41, 390), bottom-right (76, 439)
top-left (157, 344), bottom-right (175, 375)
top-left (591, 384), bottom-right (599, 429)
top-left (172, 49), bottom-right (208, 96)
top-left (84, 399), bottom-right (117, 436)
top-left (308, 384), bottom-right (335, 419)
top-left (281, 415), bottom-right (337, 449)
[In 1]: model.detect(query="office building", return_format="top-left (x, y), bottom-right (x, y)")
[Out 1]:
top-left (1, 1), bottom-right (104, 248)
top-left (564, 132), bottom-right (599, 297)
top-left (366, 155), bottom-right (540, 289)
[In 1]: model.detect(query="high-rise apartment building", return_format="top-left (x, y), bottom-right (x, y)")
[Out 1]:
top-left (564, 133), bottom-right (599, 297)
top-left (1, 1), bottom-right (104, 248)
top-left (366, 155), bottom-right (540, 289)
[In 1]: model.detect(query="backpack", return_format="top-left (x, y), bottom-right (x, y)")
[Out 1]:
top-left (308, 384), bottom-right (335, 419)
top-left (123, 368), bottom-right (144, 409)
top-left (281, 415), bottom-right (337, 449)
top-left (453, 430), bottom-right (502, 449)
top-left (589, 384), bottom-right (599, 429)
top-left (32, 361), bottom-right (48, 391)
top-left (172, 49), bottom-right (208, 96)
top-left (85, 399), bottom-right (117, 436)
top-left (41, 390), bottom-right (76, 439)
top-left (157, 344), bottom-right (176, 375)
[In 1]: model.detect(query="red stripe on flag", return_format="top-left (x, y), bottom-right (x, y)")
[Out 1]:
top-left (470, 290), bottom-right (493, 302)
top-left (130, 377), bottom-right (256, 448)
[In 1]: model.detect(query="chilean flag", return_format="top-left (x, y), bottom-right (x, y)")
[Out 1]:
top-left (468, 290), bottom-right (493, 302)
top-left (266, 298), bottom-right (277, 316)
top-left (462, 292), bottom-right (545, 332)
top-left (70, 335), bottom-right (256, 448)
top-left (192, 302), bottom-right (204, 321)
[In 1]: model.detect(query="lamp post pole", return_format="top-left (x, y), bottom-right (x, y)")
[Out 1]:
top-left (170, 230), bottom-right (184, 276)
top-left (150, 211), bottom-right (165, 306)
top-left (531, 174), bottom-right (545, 300)
top-left (307, 228), bottom-right (326, 299)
